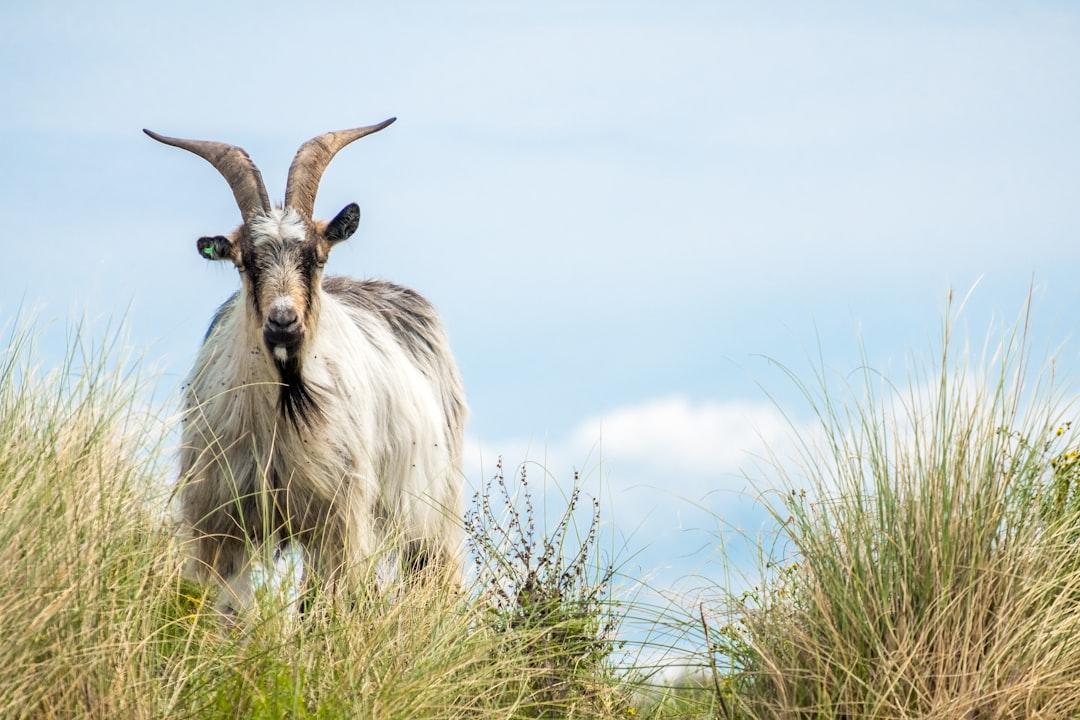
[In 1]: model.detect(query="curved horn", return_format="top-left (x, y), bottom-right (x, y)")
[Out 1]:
top-left (284, 118), bottom-right (396, 220)
top-left (143, 129), bottom-right (272, 224)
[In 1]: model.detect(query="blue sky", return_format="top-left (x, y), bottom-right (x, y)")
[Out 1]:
top-left (3, 1), bottom-right (1080, 600)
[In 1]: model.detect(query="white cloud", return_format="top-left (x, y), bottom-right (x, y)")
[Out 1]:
top-left (467, 395), bottom-right (819, 505)
top-left (464, 395), bottom-right (819, 590)
top-left (571, 396), bottom-right (797, 479)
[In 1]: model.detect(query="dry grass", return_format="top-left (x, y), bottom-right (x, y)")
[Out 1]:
top-left (709, 297), bottom-right (1080, 718)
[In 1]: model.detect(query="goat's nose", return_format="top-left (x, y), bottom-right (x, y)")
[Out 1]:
top-left (267, 306), bottom-right (298, 329)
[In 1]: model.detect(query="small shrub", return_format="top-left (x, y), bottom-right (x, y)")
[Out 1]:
top-left (465, 458), bottom-right (622, 716)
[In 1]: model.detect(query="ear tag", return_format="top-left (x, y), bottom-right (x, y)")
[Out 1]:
top-left (202, 245), bottom-right (215, 258)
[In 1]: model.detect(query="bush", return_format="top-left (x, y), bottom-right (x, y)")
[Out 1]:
top-left (465, 458), bottom-right (624, 717)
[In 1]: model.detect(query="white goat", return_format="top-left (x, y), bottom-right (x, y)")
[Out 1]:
top-left (146, 119), bottom-right (466, 614)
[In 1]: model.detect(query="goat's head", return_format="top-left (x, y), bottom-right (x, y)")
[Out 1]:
top-left (144, 119), bottom-right (395, 364)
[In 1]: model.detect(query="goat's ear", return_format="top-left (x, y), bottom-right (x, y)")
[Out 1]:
top-left (196, 235), bottom-right (235, 262)
top-left (325, 203), bottom-right (360, 244)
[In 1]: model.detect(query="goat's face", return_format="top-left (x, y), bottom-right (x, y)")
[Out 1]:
top-left (198, 203), bottom-right (360, 363)
top-left (143, 120), bottom-right (392, 367)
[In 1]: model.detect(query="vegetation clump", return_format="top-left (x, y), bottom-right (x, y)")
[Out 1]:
top-left (465, 459), bottom-right (622, 717)
top-left (705, 302), bottom-right (1080, 718)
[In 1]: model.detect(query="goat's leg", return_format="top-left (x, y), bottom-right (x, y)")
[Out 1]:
top-left (188, 534), bottom-right (255, 620)
top-left (400, 479), bottom-right (464, 588)
top-left (403, 531), bottom-right (463, 589)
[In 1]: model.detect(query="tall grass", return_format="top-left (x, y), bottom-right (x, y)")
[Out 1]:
top-left (12, 297), bottom-right (1078, 719)
top-left (709, 298), bottom-right (1080, 718)
top-left (0, 320), bottom-right (176, 717)
top-left (0, 320), bottom-right (633, 719)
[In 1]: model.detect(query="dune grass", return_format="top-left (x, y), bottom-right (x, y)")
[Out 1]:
top-left (703, 298), bottom-right (1080, 718)
top-left (0, 321), bottom-right (178, 718)
top-left (6, 295), bottom-right (1080, 719)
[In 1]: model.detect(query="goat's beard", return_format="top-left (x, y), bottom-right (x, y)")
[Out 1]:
top-left (274, 355), bottom-right (325, 429)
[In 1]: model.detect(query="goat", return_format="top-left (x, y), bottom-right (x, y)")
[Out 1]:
top-left (145, 119), bottom-right (467, 615)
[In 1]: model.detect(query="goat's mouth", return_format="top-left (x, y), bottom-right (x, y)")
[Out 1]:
top-left (263, 330), bottom-right (303, 364)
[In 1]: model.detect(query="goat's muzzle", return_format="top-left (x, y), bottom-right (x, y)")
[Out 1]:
top-left (264, 303), bottom-right (303, 362)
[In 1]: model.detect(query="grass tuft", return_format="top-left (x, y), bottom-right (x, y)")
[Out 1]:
top-left (706, 296), bottom-right (1080, 718)
top-left (0, 319), bottom-right (177, 718)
